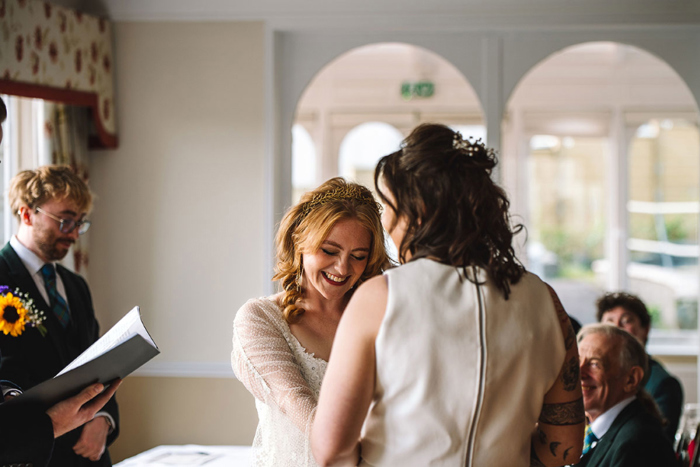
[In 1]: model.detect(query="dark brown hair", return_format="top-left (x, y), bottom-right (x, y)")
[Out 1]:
top-left (596, 292), bottom-right (651, 329)
top-left (375, 123), bottom-right (524, 299)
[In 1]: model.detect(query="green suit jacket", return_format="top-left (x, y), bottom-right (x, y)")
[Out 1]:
top-left (646, 357), bottom-right (683, 440)
top-left (573, 399), bottom-right (677, 467)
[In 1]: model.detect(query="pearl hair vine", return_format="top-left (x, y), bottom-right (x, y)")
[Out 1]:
top-left (453, 132), bottom-right (491, 157)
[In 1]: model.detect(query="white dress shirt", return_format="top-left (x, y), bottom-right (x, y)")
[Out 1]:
top-left (10, 235), bottom-right (70, 313)
top-left (589, 395), bottom-right (636, 441)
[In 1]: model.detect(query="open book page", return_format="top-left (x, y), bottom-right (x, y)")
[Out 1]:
top-left (56, 306), bottom-right (156, 377)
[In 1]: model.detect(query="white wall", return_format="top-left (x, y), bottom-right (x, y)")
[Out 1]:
top-left (90, 21), bottom-right (266, 366)
top-left (88, 21), bottom-right (265, 459)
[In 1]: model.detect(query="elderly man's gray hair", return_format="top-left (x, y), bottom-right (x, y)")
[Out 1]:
top-left (577, 323), bottom-right (649, 392)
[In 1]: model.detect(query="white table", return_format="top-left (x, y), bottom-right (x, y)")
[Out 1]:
top-left (115, 445), bottom-right (252, 467)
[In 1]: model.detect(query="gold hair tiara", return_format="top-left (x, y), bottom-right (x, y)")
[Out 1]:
top-left (301, 185), bottom-right (381, 217)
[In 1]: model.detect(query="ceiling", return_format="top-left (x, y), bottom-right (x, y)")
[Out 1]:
top-left (50, 0), bottom-right (700, 28)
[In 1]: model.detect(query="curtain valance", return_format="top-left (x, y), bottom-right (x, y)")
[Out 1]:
top-left (0, 0), bottom-right (117, 148)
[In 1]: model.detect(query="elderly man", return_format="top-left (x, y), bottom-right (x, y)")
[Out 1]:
top-left (572, 324), bottom-right (676, 467)
top-left (597, 292), bottom-right (683, 439)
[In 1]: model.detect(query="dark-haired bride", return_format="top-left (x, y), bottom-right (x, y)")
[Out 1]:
top-left (313, 125), bottom-right (585, 467)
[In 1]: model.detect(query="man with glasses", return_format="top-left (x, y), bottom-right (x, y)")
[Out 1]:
top-left (0, 165), bottom-right (119, 467)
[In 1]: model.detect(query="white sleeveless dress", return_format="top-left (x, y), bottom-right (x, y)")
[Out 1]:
top-left (231, 297), bottom-right (327, 467)
top-left (360, 259), bottom-right (566, 466)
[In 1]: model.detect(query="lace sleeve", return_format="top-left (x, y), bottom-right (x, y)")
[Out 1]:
top-left (231, 298), bottom-right (318, 435)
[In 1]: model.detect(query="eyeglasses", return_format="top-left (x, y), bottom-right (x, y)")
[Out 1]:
top-left (34, 207), bottom-right (91, 235)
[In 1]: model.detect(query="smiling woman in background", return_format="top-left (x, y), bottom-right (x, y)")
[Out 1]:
top-left (231, 177), bottom-right (388, 467)
top-left (312, 124), bottom-right (585, 467)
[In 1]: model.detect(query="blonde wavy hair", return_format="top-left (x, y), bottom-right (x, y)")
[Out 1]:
top-left (274, 177), bottom-right (389, 324)
top-left (9, 165), bottom-right (93, 217)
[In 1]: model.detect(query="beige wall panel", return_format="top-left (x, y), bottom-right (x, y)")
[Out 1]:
top-left (109, 377), bottom-right (258, 462)
top-left (86, 21), bottom-right (266, 460)
top-left (88, 21), bottom-right (266, 362)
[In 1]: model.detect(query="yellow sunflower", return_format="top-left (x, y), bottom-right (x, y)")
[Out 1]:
top-left (0, 293), bottom-right (28, 337)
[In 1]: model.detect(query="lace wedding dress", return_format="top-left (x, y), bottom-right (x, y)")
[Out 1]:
top-left (231, 296), bottom-right (327, 467)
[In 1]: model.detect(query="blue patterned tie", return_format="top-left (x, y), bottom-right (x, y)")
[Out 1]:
top-left (582, 424), bottom-right (598, 456)
top-left (40, 263), bottom-right (70, 328)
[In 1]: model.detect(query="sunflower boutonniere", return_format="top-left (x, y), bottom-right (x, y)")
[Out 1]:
top-left (0, 286), bottom-right (47, 337)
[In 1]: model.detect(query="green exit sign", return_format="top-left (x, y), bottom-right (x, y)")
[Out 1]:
top-left (401, 81), bottom-right (435, 100)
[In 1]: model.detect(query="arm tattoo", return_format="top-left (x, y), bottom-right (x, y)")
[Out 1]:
top-left (539, 397), bottom-right (585, 425)
top-left (549, 441), bottom-right (561, 457)
top-left (530, 447), bottom-right (547, 467)
top-left (538, 427), bottom-right (547, 445)
top-left (563, 446), bottom-right (573, 461)
top-left (564, 323), bottom-right (576, 350)
top-left (561, 355), bottom-right (580, 391)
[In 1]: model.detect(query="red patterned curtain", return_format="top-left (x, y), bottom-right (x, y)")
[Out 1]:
top-left (0, 0), bottom-right (117, 148)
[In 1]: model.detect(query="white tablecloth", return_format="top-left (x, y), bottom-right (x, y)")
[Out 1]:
top-left (115, 445), bottom-right (252, 467)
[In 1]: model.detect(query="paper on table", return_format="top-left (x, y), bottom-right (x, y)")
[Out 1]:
top-left (147, 452), bottom-right (222, 465)
top-left (114, 445), bottom-right (252, 467)
top-left (57, 306), bottom-right (156, 377)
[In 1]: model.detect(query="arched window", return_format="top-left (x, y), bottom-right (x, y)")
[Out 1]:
top-left (505, 42), bottom-right (699, 347)
top-left (338, 121), bottom-right (403, 188)
top-left (293, 42), bottom-right (483, 199)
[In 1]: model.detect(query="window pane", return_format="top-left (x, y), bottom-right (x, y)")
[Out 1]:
top-left (338, 122), bottom-right (403, 263)
top-left (628, 119), bottom-right (700, 330)
top-left (338, 121), bottom-right (403, 189)
top-left (292, 124), bottom-right (317, 205)
top-left (527, 135), bottom-right (609, 324)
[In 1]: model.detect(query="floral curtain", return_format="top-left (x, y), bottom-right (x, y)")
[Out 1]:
top-left (43, 101), bottom-right (90, 277)
top-left (0, 0), bottom-right (117, 148)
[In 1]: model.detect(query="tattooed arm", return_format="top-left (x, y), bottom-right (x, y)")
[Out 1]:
top-left (531, 286), bottom-right (585, 467)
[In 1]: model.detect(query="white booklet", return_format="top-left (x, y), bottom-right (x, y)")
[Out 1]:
top-left (57, 306), bottom-right (157, 376)
top-left (10, 306), bottom-right (159, 408)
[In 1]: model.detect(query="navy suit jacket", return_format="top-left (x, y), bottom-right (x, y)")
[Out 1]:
top-left (573, 399), bottom-right (677, 467)
top-left (0, 375), bottom-right (55, 467)
top-left (0, 242), bottom-right (119, 467)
